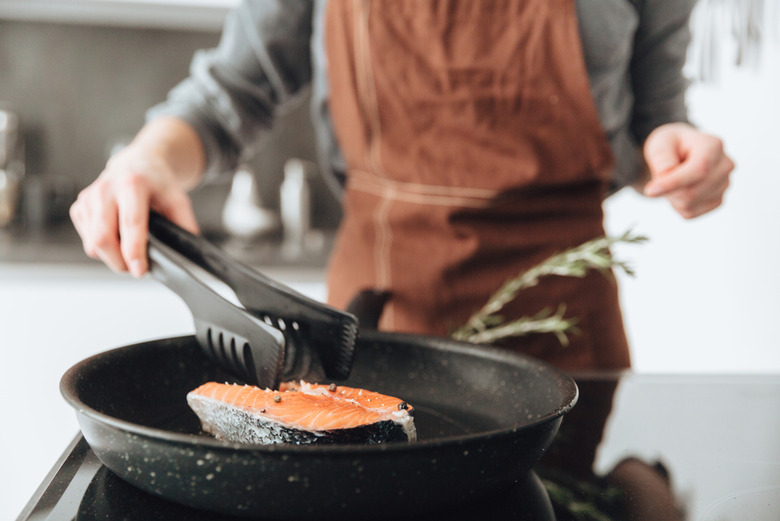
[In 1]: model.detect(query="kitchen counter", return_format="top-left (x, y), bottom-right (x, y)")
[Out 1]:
top-left (0, 220), bottom-right (335, 269)
top-left (0, 0), bottom-right (235, 31)
top-left (0, 222), bottom-right (104, 264)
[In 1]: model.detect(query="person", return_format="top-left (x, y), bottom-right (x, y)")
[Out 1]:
top-left (70, 0), bottom-right (734, 371)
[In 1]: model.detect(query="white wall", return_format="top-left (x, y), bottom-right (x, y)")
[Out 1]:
top-left (604, 24), bottom-right (780, 372)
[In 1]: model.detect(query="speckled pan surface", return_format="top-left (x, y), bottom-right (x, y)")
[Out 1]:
top-left (61, 332), bottom-right (577, 520)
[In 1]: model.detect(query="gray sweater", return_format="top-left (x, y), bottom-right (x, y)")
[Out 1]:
top-left (148, 0), bottom-right (695, 194)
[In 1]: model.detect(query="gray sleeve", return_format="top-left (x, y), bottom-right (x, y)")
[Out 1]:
top-left (576, 0), bottom-right (696, 192)
top-left (629, 0), bottom-right (695, 144)
top-left (146, 0), bottom-right (314, 179)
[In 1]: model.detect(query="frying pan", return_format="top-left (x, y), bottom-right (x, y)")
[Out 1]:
top-left (61, 331), bottom-right (577, 520)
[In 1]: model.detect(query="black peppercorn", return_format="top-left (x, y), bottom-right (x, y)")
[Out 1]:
top-left (397, 401), bottom-right (408, 411)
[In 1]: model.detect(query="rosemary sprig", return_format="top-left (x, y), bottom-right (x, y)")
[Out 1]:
top-left (457, 305), bottom-right (580, 346)
top-left (541, 475), bottom-right (624, 521)
top-left (451, 230), bottom-right (647, 345)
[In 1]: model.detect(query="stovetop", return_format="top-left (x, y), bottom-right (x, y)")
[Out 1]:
top-left (18, 373), bottom-right (780, 521)
top-left (19, 436), bottom-right (554, 521)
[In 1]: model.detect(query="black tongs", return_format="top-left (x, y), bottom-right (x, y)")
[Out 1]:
top-left (146, 211), bottom-right (358, 389)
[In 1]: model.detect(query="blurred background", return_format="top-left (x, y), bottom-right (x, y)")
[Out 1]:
top-left (0, 0), bottom-right (778, 519)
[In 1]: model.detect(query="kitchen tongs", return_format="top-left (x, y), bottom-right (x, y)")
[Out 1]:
top-left (146, 211), bottom-right (358, 389)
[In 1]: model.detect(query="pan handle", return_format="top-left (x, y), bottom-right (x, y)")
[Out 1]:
top-left (346, 289), bottom-right (391, 330)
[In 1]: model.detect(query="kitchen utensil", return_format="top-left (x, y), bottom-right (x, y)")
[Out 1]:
top-left (0, 108), bottom-right (24, 227)
top-left (61, 333), bottom-right (577, 520)
top-left (0, 108), bottom-right (19, 169)
top-left (221, 165), bottom-right (278, 239)
top-left (280, 158), bottom-right (312, 254)
top-left (0, 169), bottom-right (20, 227)
top-left (147, 211), bottom-right (358, 389)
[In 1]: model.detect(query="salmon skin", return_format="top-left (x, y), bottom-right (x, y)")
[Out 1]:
top-left (187, 381), bottom-right (417, 445)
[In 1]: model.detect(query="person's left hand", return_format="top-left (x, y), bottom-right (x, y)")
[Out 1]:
top-left (641, 122), bottom-right (734, 219)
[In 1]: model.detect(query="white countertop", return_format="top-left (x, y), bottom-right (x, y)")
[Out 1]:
top-left (0, 262), bottom-right (325, 520)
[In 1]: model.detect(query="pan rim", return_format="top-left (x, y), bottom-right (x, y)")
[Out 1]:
top-left (60, 334), bottom-right (578, 455)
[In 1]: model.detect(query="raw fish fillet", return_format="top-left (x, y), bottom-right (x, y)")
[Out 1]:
top-left (187, 381), bottom-right (416, 445)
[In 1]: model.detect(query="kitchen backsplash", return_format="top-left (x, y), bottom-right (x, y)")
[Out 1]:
top-left (0, 17), bottom-right (341, 233)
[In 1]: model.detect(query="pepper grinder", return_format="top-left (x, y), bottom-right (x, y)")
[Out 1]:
top-left (280, 158), bottom-right (312, 255)
top-left (0, 108), bottom-right (23, 227)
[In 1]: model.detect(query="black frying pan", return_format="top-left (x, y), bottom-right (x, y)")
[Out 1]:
top-left (61, 331), bottom-right (577, 520)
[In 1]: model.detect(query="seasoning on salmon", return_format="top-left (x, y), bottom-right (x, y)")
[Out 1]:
top-left (187, 381), bottom-right (416, 445)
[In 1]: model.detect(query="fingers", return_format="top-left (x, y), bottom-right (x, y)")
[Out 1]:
top-left (70, 181), bottom-right (128, 274)
top-left (71, 165), bottom-right (200, 278)
top-left (70, 118), bottom-right (205, 276)
top-left (115, 171), bottom-right (203, 277)
top-left (642, 132), bottom-right (682, 187)
top-left (643, 153), bottom-right (705, 197)
top-left (664, 174), bottom-right (730, 219)
top-left (642, 123), bottom-right (735, 219)
top-left (70, 168), bottom-right (174, 279)
top-left (117, 175), bottom-right (151, 278)
top-left (644, 132), bottom-right (729, 196)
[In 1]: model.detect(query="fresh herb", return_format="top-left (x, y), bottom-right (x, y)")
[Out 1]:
top-left (451, 230), bottom-right (647, 345)
top-left (540, 469), bottom-right (624, 521)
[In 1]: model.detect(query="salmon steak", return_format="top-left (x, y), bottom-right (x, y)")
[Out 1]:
top-left (187, 381), bottom-right (417, 445)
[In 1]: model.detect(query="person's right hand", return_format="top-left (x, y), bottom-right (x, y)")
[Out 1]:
top-left (70, 117), bottom-right (205, 277)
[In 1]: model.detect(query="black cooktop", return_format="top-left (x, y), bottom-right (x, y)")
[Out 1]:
top-left (18, 373), bottom-right (780, 521)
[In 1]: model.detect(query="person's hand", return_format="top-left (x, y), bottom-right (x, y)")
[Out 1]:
top-left (641, 122), bottom-right (734, 219)
top-left (70, 117), bottom-right (204, 277)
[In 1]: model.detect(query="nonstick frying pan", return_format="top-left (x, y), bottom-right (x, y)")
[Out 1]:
top-left (61, 331), bottom-right (577, 520)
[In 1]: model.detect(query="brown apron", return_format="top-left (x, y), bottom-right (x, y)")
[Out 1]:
top-left (323, 0), bottom-right (631, 370)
